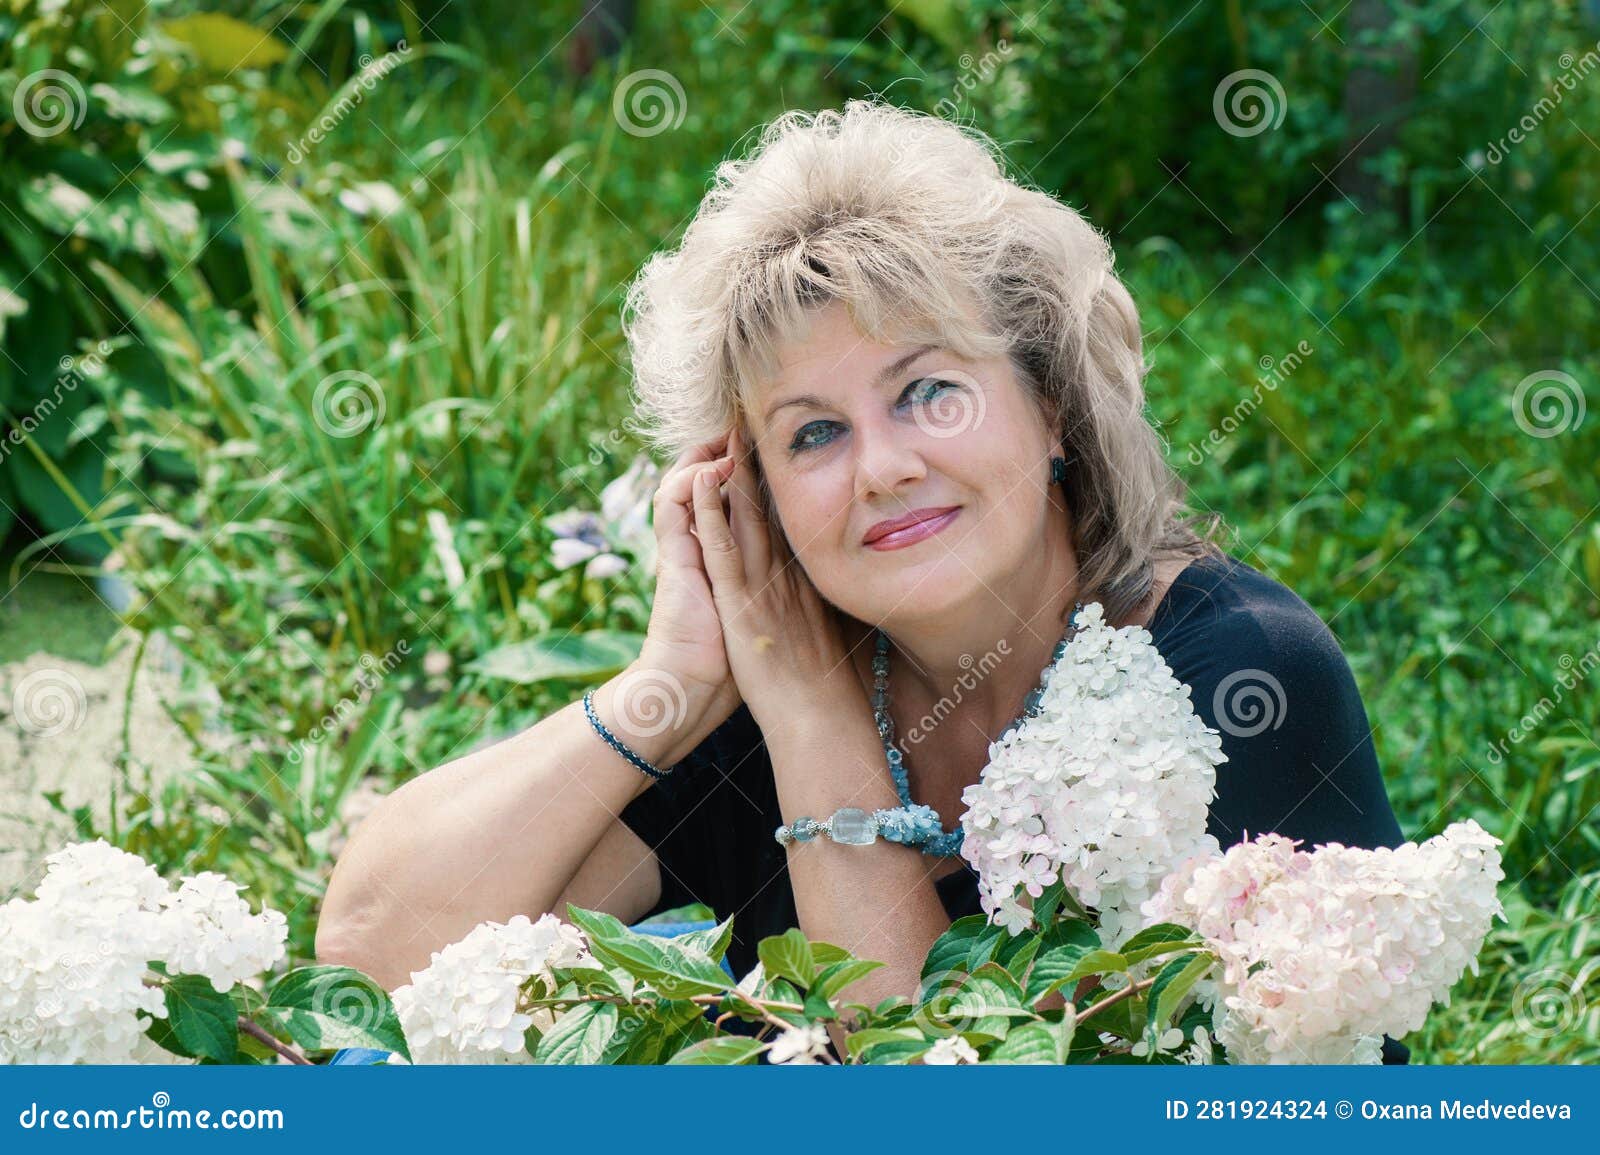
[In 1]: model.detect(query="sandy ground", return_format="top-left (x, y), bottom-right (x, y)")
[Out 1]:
top-left (0, 635), bottom-right (194, 899)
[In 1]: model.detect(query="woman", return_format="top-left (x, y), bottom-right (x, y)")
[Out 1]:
top-left (318, 100), bottom-right (1410, 1062)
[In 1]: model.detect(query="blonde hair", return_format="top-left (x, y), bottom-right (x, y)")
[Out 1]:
top-left (622, 98), bottom-right (1223, 624)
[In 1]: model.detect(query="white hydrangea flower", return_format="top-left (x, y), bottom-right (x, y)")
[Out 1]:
top-left (960, 603), bottom-right (1225, 946)
top-left (767, 1022), bottom-right (831, 1065)
top-left (1142, 819), bottom-right (1506, 1064)
top-left (923, 1034), bottom-right (980, 1064)
top-left (158, 873), bottom-right (288, 993)
top-left (391, 914), bottom-right (593, 1065)
top-left (0, 841), bottom-right (289, 1064)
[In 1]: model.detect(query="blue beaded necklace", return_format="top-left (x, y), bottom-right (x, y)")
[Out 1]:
top-left (870, 598), bottom-right (1085, 858)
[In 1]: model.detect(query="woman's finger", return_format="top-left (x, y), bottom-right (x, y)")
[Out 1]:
top-left (691, 459), bottom-right (745, 599)
top-left (725, 424), bottom-right (771, 581)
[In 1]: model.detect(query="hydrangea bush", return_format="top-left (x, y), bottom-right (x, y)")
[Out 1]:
top-left (2, 607), bottom-right (1506, 1065)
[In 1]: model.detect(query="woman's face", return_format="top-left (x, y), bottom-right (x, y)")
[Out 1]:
top-left (748, 301), bottom-right (1063, 629)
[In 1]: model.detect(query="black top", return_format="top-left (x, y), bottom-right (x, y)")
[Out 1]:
top-left (618, 551), bottom-right (1411, 1063)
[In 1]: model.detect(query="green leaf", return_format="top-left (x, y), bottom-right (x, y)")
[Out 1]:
top-left (666, 1036), bottom-right (767, 1065)
top-left (674, 916), bottom-right (734, 963)
top-left (466, 630), bottom-right (646, 683)
top-left (164, 975), bottom-right (239, 1063)
top-left (159, 13), bottom-right (291, 70)
top-left (261, 966), bottom-right (409, 1059)
top-left (1023, 919), bottom-right (1102, 1006)
top-left (921, 915), bottom-right (991, 981)
top-left (809, 940), bottom-right (854, 968)
top-left (565, 906), bottom-right (731, 997)
top-left (811, 959), bottom-right (884, 1002)
top-left (1118, 922), bottom-right (1204, 968)
top-left (846, 1025), bottom-right (926, 1062)
top-left (533, 1001), bottom-right (618, 1064)
top-left (757, 928), bottom-right (815, 989)
top-left (1143, 952), bottom-right (1215, 1048)
top-left (987, 1021), bottom-right (1061, 1064)
top-left (943, 964), bottom-right (1035, 1039)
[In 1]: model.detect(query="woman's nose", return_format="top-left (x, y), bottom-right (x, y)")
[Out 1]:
top-left (851, 420), bottom-right (926, 503)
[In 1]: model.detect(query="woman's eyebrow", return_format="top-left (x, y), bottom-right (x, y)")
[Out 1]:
top-left (762, 344), bottom-right (940, 423)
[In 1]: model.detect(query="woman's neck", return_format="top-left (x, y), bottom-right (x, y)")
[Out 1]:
top-left (871, 516), bottom-right (1082, 743)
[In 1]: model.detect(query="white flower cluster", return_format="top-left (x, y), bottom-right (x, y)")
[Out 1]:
top-left (390, 914), bottom-right (593, 1064)
top-left (767, 1022), bottom-right (831, 1065)
top-left (960, 603), bottom-right (1226, 945)
top-left (0, 841), bottom-right (287, 1064)
top-left (1142, 820), bottom-right (1506, 1064)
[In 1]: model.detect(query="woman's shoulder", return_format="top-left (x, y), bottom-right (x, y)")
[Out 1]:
top-left (1148, 549), bottom-right (1355, 694)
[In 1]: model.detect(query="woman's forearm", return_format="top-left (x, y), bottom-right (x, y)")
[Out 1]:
top-left (763, 697), bottom-right (954, 1021)
top-left (315, 665), bottom-right (716, 989)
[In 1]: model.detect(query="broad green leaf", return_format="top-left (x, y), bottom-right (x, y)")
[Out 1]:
top-left (846, 1025), bottom-right (925, 1062)
top-left (811, 959), bottom-right (884, 1002)
top-left (160, 14), bottom-right (291, 70)
top-left (261, 966), bottom-right (409, 1059)
top-left (466, 630), bottom-right (646, 683)
top-left (666, 1036), bottom-right (766, 1065)
top-left (533, 1001), bottom-right (618, 1064)
top-left (987, 1021), bottom-right (1060, 1064)
top-left (1143, 952), bottom-right (1215, 1047)
top-left (921, 915), bottom-right (991, 982)
top-left (1023, 919), bottom-right (1102, 1006)
top-left (1119, 922), bottom-right (1205, 968)
top-left (164, 975), bottom-right (238, 1062)
top-left (565, 907), bottom-right (731, 997)
top-left (674, 916), bottom-right (734, 963)
top-left (758, 928), bottom-right (815, 989)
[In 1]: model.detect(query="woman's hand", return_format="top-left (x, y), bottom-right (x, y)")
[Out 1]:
top-left (634, 433), bottom-right (743, 727)
top-left (687, 424), bottom-right (864, 734)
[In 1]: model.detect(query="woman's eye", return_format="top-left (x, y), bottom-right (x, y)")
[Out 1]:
top-left (789, 421), bottom-right (840, 452)
top-left (902, 377), bottom-right (955, 405)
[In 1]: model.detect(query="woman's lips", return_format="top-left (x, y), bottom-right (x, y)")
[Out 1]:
top-left (864, 507), bottom-right (961, 551)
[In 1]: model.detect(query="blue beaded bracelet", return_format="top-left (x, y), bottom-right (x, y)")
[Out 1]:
top-left (582, 688), bottom-right (672, 781)
top-left (775, 804), bottom-right (950, 850)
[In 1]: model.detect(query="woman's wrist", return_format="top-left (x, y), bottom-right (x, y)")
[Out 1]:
top-left (585, 663), bottom-right (724, 791)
